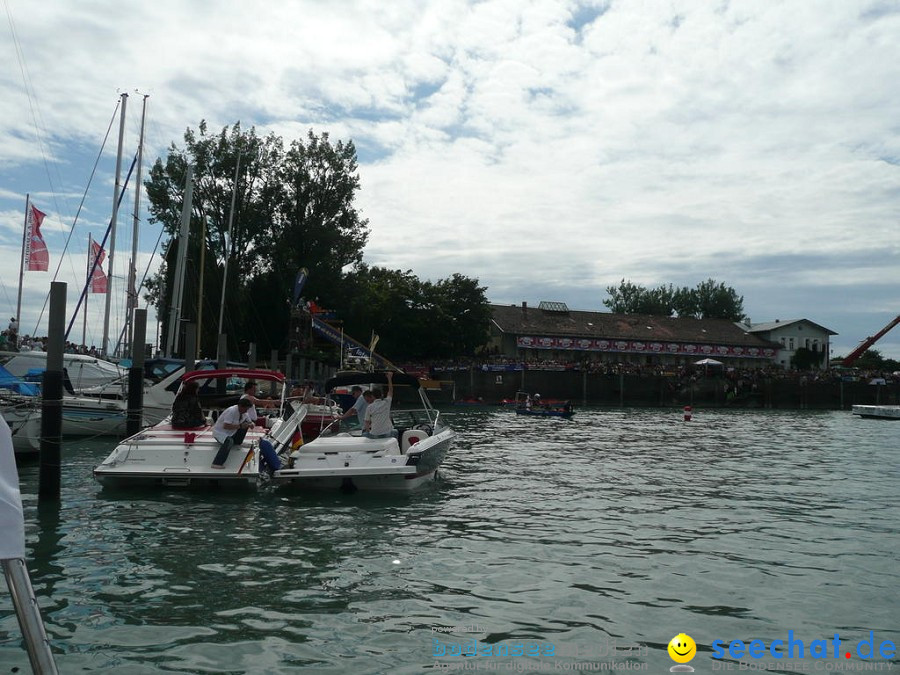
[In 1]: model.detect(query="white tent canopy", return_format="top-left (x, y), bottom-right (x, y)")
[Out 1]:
top-left (694, 358), bottom-right (724, 366)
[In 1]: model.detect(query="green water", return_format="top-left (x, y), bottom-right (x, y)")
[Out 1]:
top-left (2, 409), bottom-right (898, 673)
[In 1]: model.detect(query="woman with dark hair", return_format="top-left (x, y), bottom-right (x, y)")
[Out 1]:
top-left (171, 380), bottom-right (206, 428)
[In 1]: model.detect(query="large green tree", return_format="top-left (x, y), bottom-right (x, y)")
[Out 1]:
top-left (144, 122), bottom-right (368, 357)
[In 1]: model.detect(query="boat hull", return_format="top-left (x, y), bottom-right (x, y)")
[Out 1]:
top-left (273, 428), bottom-right (453, 492)
top-left (851, 405), bottom-right (900, 420)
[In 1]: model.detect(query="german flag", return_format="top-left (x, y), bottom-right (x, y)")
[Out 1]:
top-left (290, 425), bottom-right (303, 450)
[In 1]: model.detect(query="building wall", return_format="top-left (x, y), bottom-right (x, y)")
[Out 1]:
top-left (755, 323), bottom-right (831, 370)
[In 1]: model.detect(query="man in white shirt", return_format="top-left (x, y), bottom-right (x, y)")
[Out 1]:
top-left (211, 397), bottom-right (254, 468)
top-left (363, 371), bottom-right (396, 439)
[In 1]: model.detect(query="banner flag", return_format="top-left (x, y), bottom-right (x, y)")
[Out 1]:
top-left (89, 240), bottom-right (108, 293)
top-left (24, 204), bottom-right (49, 271)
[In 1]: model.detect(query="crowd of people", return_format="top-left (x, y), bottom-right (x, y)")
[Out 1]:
top-left (425, 356), bottom-right (900, 384)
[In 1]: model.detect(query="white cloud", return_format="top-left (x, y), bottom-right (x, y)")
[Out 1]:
top-left (0, 0), bottom-right (898, 357)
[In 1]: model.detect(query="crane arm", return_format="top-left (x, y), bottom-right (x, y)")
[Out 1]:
top-left (841, 315), bottom-right (900, 366)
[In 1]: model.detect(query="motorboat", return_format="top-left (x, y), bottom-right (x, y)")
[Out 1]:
top-left (273, 371), bottom-right (454, 492)
top-left (93, 368), bottom-right (303, 489)
top-left (511, 391), bottom-right (575, 418)
top-left (851, 405), bottom-right (900, 420)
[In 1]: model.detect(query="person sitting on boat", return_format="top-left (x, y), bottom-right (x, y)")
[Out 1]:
top-left (338, 386), bottom-right (368, 428)
top-left (363, 371), bottom-right (396, 439)
top-left (210, 397), bottom-right (254, 469)
top-left (170, 380), bottom-right (206, 429)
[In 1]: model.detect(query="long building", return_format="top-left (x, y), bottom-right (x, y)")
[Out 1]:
top-left (488, 301), bottom-right (786, 368)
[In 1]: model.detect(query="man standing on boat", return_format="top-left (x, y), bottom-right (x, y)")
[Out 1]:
top-left (363, 372), bottom-right (396, 439)
top-left (210, 397), bottom-right (254, 468)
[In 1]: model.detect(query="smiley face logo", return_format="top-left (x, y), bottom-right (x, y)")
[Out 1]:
top-left (668, 633), bottom-right (696, 664)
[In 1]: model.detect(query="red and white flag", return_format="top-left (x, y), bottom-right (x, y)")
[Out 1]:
top-left (89, 239), bottom-right (108, 294)
top-left (24, 204), bottom-right (49, 271)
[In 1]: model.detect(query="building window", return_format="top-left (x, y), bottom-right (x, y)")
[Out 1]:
top-left (789, 338), bottom-right (795, 350)
top-left (780, 337), bottom-right (786, 346)
top-left (805, 338), bottom-right (810, 349)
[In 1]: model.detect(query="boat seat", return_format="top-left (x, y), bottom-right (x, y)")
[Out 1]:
top-left (401, 429), bottom-right (428, 454)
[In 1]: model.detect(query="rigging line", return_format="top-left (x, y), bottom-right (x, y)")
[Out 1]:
top-left (113, 224), bottom-right (165, 354)
top-left (64, 154), bottom-right (138, 342)
top-left (4, 1), bottom-right (68, 227)
top-left (31, 102), bottom-right (121, 335)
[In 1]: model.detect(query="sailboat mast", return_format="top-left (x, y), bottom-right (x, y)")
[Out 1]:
top-left (217, 151), bottom-right (242, 351)
top-left (102, 92), bottom-right (128, 358)
top-left (197, 216), bottom-right (206, 359)
top-left (125, 94), bottom-right (148, 357)
top-left (15, 193), bottom-right (30, 330)
top-left (165, 165), bottom-right (193, 357)
top-left (83, 234), bottom-right (91, 349)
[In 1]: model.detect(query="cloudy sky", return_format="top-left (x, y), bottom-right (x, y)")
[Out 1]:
top-left (1, 0), bottom-right (898, 359)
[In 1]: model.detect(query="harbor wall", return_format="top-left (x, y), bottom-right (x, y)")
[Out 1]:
top-left (437, 368), bottom-right (900, 410)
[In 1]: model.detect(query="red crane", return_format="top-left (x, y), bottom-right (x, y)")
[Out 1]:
top-left (841, 315), bottom-right (900, 366)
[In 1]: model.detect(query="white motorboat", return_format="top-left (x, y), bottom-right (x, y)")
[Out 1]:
top-left (851, 405), bottom-right (900, 420)
top-left (93, 368), bottom-right (303, 489)
top-left (273, 372), bottom-right (454, 492)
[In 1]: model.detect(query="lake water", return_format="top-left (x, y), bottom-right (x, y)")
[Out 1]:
top-left (2, 409), bottom-right (898, 674)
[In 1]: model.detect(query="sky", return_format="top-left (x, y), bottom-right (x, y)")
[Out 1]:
top-left (1, 0), bottom-right (898, 360)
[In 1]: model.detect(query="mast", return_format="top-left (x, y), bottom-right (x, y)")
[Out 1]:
top-left (125, 94), bottom-right (148, 357)
top-left (102, 92), bottom-right (128, 358)
top-left (165, 165), bottom-right (193, 357)
top-left (217, 151), bottom-right (241, 358)
top-left (83, 234), bottom-right (91, 349)
top-left (15, 193), bottom-right (30, 329)
top-left (196, 216), bottom-right (206, 359)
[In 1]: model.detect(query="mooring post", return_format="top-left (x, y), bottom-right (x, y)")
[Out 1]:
top-left (39, 282), bottom-right (65, 500)
top-left (126, 309), bottom-right (147, 436)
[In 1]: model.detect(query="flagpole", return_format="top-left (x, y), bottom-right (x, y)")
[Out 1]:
top-left (102, 92), bottom-right (128, 358)
top-left (15, 194), bottom-right (30, 332)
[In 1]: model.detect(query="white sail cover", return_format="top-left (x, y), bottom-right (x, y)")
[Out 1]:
top-left (0, 413), bottom-right (26, 559)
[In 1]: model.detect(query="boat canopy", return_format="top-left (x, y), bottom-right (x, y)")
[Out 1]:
top-left (183, 368), bottom-right (285, 384)
top-left (326, 371), bottom-right (420, 391)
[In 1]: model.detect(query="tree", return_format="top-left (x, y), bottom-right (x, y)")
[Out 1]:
top-left (143, 122), bottom-right (368, 357)
top-left (692, 278), bottom-right (746, 321)
top-left (791, 347), bottom-right (824, 370)
top-left (327, 266), bottom-right (490, 360)
top-left (603, 278), bottom-right (745, 320)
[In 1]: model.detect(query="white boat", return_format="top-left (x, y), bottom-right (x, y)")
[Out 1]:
top-left (0, 351), bottom-right (125, 392)
top-left (93, 368), bottom-right (302, 489)
top-left (851, 405), bottom-right (900, 420)
top-left (273, 372), bottom-right (454, 492)
top-left (0, 363), bottom-right (187, 440)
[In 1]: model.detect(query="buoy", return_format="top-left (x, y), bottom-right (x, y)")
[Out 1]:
top-left (683, 405), bottom-right (692, 422)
